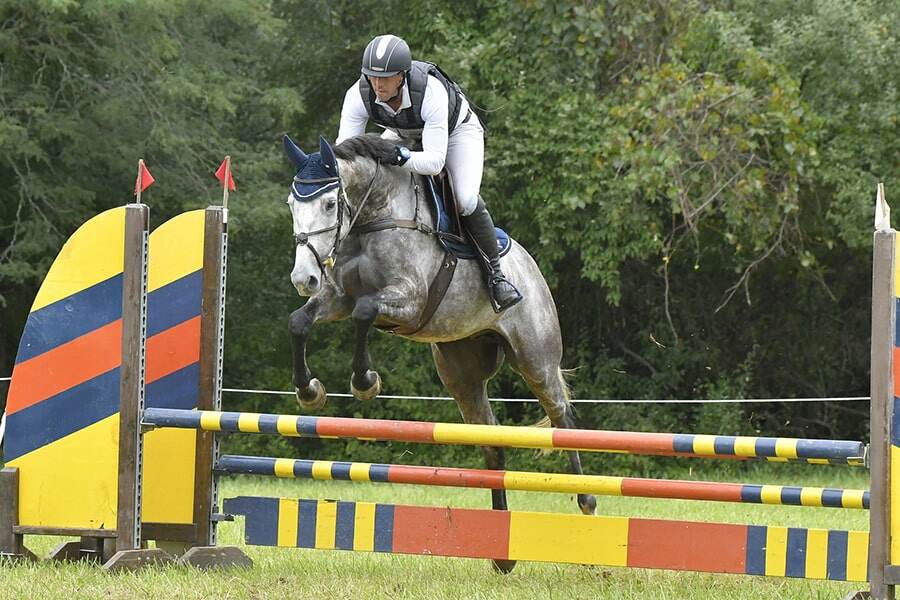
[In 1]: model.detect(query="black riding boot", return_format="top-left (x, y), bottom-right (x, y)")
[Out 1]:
top-left (461, 198), bottom-right (523, 312)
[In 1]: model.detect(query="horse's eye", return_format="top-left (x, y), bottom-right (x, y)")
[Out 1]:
top-left (326, 200), bottom-right (337, 211)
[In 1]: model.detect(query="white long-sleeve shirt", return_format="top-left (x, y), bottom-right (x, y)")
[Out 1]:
top-left (336, 75), bottom-right (470, 176)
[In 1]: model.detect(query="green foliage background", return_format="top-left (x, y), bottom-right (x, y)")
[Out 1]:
top-left (1, 0), bottom-right (897, 469)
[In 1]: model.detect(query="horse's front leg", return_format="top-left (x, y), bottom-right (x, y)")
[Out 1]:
top-left (349, 295), bottom-right (381, 400)
top-left (289, 286), bottom-right (351, 410)
top-left (349, 285), bottom-right (423, 401)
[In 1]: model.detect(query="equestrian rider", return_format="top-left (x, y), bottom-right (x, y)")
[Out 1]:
top-left (336, 34), bottom-right (522, 312)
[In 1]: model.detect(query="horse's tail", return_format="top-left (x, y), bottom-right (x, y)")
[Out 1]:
top-left (558, 367), bottom-right (575, 406)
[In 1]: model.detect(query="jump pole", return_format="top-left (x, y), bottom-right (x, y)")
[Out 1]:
top-left (215, 454), bottom-right (870, 508)
top-left (143, 407), bottom-right (866, 465)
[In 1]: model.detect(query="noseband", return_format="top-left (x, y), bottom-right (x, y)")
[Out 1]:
top-left (292, 163), bottom-right (380, 278)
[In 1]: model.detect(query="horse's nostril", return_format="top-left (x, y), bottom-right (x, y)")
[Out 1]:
top-left (307, 275), bottom-right (319, 290)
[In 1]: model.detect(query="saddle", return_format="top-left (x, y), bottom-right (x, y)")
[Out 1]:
top-left (425, 174), bottom-right (512, 261)
top-left (380, 172), bottom-right (512, 336)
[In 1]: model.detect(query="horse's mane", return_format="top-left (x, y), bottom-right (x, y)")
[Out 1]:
top-left (334, 134), bottom-right (397, 164)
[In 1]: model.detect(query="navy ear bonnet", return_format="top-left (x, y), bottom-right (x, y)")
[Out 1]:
top-left (284, 134), bottom-right (341, 201)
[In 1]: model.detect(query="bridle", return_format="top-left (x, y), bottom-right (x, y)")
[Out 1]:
top-left (291, 162), bottom-right (380, 279)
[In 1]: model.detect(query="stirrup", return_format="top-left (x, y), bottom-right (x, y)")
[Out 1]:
top-left (489, 275), bottom-right (523, 313)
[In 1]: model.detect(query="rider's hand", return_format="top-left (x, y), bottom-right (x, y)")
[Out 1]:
top-left (392, 146), bottom-right (412, 166)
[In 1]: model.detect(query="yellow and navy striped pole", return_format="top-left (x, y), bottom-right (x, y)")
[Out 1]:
top-left (215, 455), bottom-right (869, 509)
top-left (144, 407), bottom-right (866, 465)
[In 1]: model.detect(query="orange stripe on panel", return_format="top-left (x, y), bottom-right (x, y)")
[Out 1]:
top-left (893, 346), bottom-right (900, 399)
top-left (6, 320), bottom-right (122, 414)
top-left (391, 505), bottom-right (510, 560)
top-left (627, 518), bottom-right (748, 574)
top-left (145, 316), bottom-right (201, 383)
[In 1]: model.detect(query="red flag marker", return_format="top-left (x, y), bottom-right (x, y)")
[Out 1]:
top-left (215, 156), bottom-right (236, 191)
top-left (134, 159), bottom-right (154, 203)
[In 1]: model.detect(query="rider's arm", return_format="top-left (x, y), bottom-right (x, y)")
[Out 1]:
top-left (336, 84), bottom-right (369, 144)
top-left (403, 76), bottom-right (448, 175)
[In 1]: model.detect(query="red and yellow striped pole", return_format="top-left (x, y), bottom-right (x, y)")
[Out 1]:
top-left (216, 455), bottom-right (869, 509)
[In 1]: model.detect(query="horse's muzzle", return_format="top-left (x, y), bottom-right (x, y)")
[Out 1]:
top-left (291, 271), bottom-right (320, 296)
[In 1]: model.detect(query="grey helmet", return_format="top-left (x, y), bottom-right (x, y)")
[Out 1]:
top-left (361, 35), bottom-right (411, 77)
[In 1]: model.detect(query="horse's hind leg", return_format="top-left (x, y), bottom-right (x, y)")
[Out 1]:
top-left (504, 341), bottom-right (598, 516)
top-left (431, 336), bottom-right (517, 573)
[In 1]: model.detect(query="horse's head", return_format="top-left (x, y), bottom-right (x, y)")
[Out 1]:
top-left (283, 133), bottom-right (411, 296)
top-left (283, 134), bottom-right (347, 296)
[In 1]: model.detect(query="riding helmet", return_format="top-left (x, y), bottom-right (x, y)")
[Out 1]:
top-left (361, 35), bottom-right (411, 77)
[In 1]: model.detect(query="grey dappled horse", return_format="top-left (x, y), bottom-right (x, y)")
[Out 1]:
top-left (284, 134), bottom-right (596, 571)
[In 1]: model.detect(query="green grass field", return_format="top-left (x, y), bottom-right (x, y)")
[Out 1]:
top-left (0, 464), bottom-right (873, 599)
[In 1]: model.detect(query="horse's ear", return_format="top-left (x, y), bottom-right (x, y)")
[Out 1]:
top-left (319, 135), bottom-right (339, 178)
top-left (283, 134), bottom-right (308, 171)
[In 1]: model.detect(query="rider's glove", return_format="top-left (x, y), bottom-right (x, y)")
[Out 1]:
top-left (392, 146), bottom-right (412, 166)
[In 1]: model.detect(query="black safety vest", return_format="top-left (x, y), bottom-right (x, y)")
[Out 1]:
top-left (358, 60), bottom-right (463, 137)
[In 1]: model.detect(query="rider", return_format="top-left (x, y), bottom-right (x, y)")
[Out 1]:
top-left (336, 34), bottom-right (522, 312)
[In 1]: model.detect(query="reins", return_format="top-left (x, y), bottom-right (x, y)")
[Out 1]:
top-left (292, 162), bottom-right (463, 283)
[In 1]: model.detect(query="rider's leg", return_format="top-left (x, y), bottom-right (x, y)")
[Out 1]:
top-left (461, 199), bottom-right (522, 311)
top-left (446, 119), bottom-right (523, 312)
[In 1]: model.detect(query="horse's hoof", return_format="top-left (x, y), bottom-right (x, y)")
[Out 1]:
top-left (296, 378), bottom-right (327, 411)
top-left (578, 494), bottom-right (597, 516)
top-left (350, 370), bottom-right (381, 401)
top-left (491, 559), bottom-right (517, 574)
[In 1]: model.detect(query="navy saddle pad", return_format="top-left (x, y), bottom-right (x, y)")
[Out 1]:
top-left (424, 176), bottom-right (512, 260)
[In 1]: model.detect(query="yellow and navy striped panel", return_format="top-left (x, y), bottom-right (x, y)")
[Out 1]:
top-left (222, 496), bottom-right (869, 582)
top-left (224, 497), bottom-right (393, 552)
top-left (7, 208), bottom-right (128, 529)
top-left (142, 209), bottom-right (207, 525)
top-left (744, 525), bottom-right (868, 581)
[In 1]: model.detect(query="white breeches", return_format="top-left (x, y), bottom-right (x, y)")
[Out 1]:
top-left (382, 117), bottom-right (485, 216)
top-left (443, 119), bottom-right (484, 216)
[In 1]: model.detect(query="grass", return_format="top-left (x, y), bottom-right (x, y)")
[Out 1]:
top-left (0, 465), bottom-right (872, 599)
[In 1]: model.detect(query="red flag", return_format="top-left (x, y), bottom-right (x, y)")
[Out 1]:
top-left (215, 157), bottom-right (236, 191)
top-left (134, 160), bottom-right (155, 195)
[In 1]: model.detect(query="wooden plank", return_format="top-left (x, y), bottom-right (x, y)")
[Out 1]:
top-left (193, 206), bottom-right (227, 547)
top-left (47, 537), bottom-right (105, 563)
top-left (102, 548), bottom-right (175, 572)
top-left (0, 467), bottom-right (35, 560)
top-left (179, 546), bottom-right (252, 570)
top-left (0, 468), bottom-right (18, 554)
top-left (13, 526), bottom-right (116, 538)
top-left (141, 522), bottom-right (197, 543)
top-left (869, 230), bottom-right (896, 600)
top-left (116, 203), bottom-right (149, 553)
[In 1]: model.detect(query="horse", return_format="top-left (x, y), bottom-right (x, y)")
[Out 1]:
top-left (283, 133), bottom-right (597, 571)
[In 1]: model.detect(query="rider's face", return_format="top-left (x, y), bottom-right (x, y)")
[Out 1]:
top-left (370, 73), bottom-right (404, 102)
